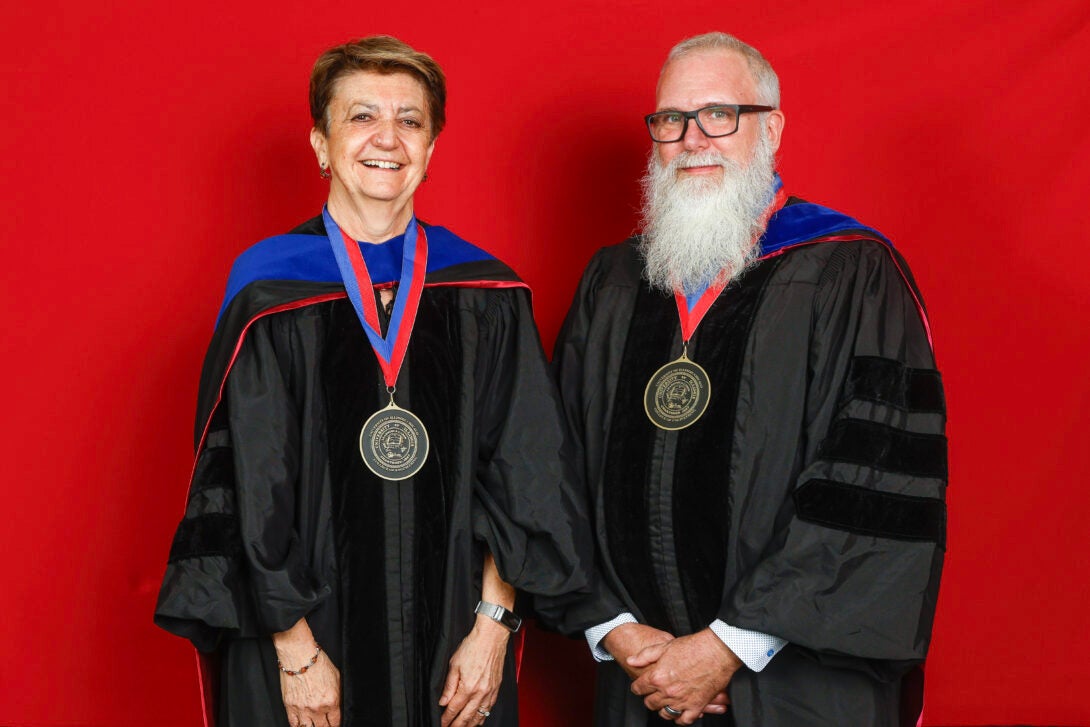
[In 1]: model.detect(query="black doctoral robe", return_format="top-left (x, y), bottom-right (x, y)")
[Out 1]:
top-left (553, 197), bottom-right (947, 727)
top-left (155, 216), bottom-right (591, 727)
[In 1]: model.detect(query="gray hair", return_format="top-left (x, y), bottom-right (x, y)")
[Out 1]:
top-left (662, 32), bottom-right (780, 107)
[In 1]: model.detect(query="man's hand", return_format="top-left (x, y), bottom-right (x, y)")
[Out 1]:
top-left (628, 628), bottom-right (742, 725)
top-left (602, 623), bottom-right (675, 679)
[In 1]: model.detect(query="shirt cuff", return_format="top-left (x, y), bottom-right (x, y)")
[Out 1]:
top-left (708, 620), bottom-right (787, 672)
top-left (584, 612), bottom-right (638, 662)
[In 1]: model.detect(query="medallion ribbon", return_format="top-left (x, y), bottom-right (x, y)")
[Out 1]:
top-left (323, 206), bottom-right (427, 389)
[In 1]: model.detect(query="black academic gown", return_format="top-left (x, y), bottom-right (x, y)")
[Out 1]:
top-left (553, 199), bottom-right (947, 727)
top-left (156, 217), bottom-right (591, 727)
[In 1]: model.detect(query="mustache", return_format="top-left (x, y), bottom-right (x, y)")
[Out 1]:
top-left (639, 134), bottom-right (776, 295)
top-left (662, 150), bottom-right (739, 172)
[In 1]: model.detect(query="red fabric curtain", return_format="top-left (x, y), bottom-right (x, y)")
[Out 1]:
top-left (2, 1), bottom-right (1087, 724)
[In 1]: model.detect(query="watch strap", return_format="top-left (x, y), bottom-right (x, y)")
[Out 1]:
top-left (474, 600), bottom-right (522, 632)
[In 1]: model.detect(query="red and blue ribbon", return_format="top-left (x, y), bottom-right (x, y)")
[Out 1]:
top-left (323, 206), bottom-right (427, 388)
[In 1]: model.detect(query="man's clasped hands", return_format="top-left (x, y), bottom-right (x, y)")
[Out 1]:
top-left (603, 623), bottom-right (743, 725)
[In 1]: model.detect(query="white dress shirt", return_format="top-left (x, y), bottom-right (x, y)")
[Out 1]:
top-left (585, 612), bottom-right (786, 672)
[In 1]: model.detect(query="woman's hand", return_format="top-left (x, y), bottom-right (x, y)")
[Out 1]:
top-left (274, 619), bottom-right (341, 727)
top-left (438, 615), bottom-right (510, 727)
top-left (277, 651), bottom-right (341, 727)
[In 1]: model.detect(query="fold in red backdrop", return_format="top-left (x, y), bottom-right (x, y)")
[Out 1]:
top-left (2, 1), bottom-right (1088, 725)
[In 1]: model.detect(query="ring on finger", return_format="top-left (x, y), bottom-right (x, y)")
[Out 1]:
top-left (663, 705), bottom-right (683, 718)
top-left (476, 706), bottom-right (492, 717)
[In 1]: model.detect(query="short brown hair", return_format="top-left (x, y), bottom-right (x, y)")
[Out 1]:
top-left (309, 35), bottom-right (447, 139)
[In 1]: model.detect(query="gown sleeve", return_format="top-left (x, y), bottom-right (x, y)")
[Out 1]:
top-left (551, 253), bottom-right (636, 632)
top-left (225, 313), bottom-right (332, 633)
top-left (718, 241), bottom-right (947, 665)
top-left (155, 312), bottom-right (331, 649)
top-left (468, 288), bottom-right (593, 625)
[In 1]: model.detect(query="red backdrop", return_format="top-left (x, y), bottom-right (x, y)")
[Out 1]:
top-left (3, 1), bottom-right (1089, 725)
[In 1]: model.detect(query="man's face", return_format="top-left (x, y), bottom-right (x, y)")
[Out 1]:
top-left (653, 49), bottom-right (783, 180)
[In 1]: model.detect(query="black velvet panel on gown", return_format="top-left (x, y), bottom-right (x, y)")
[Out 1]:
top-left (603, 283), bottom-right (677, 633)
top-left (675, 260), bottom-right (777, 630)
top-left (323, 298), bottom-right (390, 727)
top-left (602, 261), bottom-right (780, 727)
top-left (321, 289), bottom-right (462, 727)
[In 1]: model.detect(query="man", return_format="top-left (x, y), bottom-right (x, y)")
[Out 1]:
top-left (554, 32), bottom-right (946, 726)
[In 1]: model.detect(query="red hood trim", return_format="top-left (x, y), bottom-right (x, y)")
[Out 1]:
top-left (186, 280), bottom-right (531, 505)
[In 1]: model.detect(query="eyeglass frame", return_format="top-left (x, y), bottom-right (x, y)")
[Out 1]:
top-left (644, 104), bottom-right (777, 143)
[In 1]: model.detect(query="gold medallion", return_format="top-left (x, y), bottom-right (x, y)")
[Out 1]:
top-left (359, 402), bottom-right (429, 480)
top-left (644, 354), bottom-right (712, 430)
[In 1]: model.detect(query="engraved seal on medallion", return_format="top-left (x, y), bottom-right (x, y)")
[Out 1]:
top-left (644, 358), bottom-right (711, 430)
top-left (359, 407), bottom-right (429, 480)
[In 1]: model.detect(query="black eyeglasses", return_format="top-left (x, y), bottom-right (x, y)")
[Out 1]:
top-left (645, 104), bottom-right (776, 142)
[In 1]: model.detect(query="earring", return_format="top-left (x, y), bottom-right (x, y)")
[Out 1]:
top-left (423, 172), bottom-right (429, 182)
top-left (319, 165), bottom-right (331, 180)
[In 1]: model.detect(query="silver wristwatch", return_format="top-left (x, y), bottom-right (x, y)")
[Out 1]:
top-left (474, 600), bottom-right (522, 632)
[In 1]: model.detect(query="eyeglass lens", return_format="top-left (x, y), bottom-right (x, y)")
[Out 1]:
top-left (648, 105), bottom-right (740, 141)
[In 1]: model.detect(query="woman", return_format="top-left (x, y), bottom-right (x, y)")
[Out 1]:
top-left (156, 36), bottom-right (590, 727)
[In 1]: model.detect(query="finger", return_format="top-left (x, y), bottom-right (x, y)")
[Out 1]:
top-left (439, 668), bottom-right (460, 707)
top-left (442, 691), bottom-right (471, 727)
top-left (450, 703), bottom-right (471, 727)
top-left (627, 641), bottom-right (667, 668)
top-left (327, 709), bottom-right (342, 727)
top-left (677, 706), bottom-right (702, 726)
top-left (460, 701), bottom-right (492, 727)
top-left (467, 702), bottom-right (495, 727)
top-left (643, 692), bottom-right (668, 712)
top-left (699, 689), bottom-right (730, 716)
top-left (449, 703), bottom-right (477, 727)
top-left (630, 667), bottom-right (664, 696)
top-left (484, 675), bottom-right (502, 702)
top-left (631, 674), bottom-right (655, 696)
top-left (460, 678), bottom-right (492, 705)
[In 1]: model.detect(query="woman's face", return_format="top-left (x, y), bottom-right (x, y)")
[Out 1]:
top-left (311, 70), bottom-right (435, 210)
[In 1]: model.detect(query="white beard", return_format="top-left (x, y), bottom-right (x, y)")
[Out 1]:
top-left (638, 133), bottom-right (776, 295)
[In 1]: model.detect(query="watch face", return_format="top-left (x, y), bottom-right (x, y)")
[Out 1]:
top-left (500, 610), bottom-right (522, 631)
